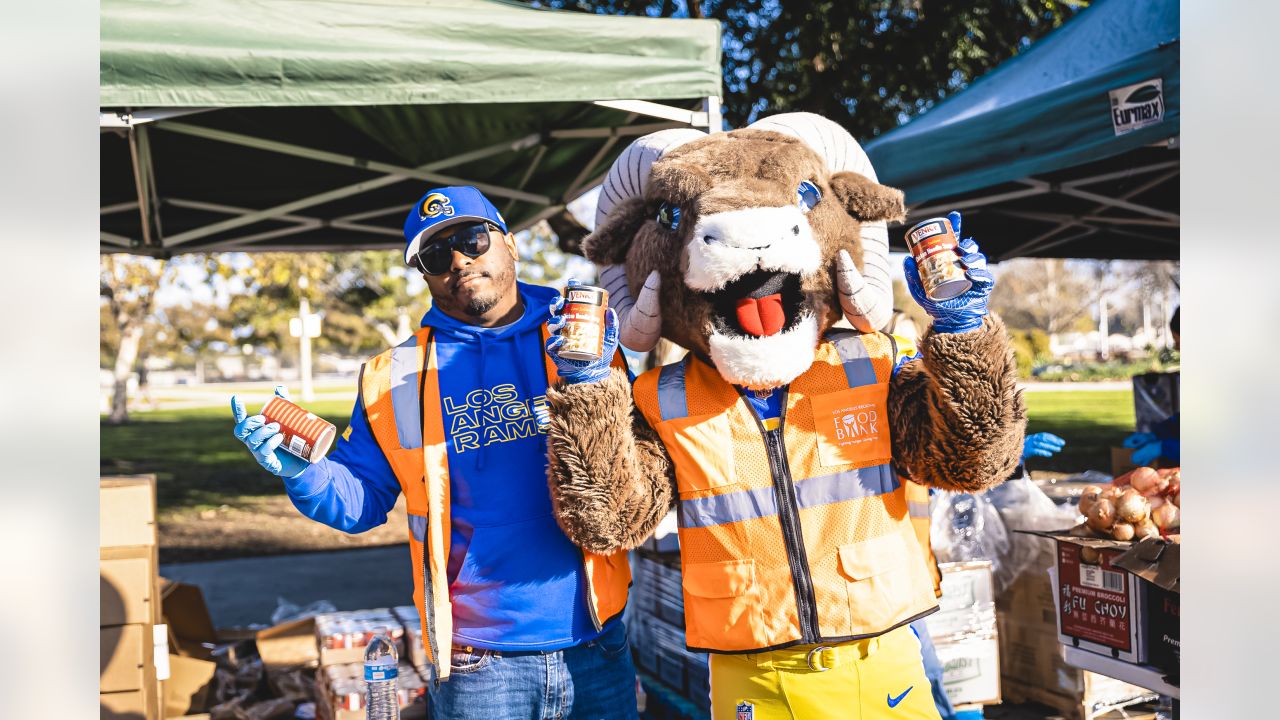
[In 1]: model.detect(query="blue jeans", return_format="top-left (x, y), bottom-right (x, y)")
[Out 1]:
top-left (427, 620), bottom-right (639, 720)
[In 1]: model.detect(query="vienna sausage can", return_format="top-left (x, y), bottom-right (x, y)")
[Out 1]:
top-left (262, 396), bottom-right (337, 462)
top-left (904, 217), bottom-right (972, 301)
top-left (558, 285), bottom-right (609, 361)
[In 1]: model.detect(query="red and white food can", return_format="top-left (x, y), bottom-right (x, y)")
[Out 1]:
top-left (558, 285), bottom-right (609, 361)
top-left (904, 217), bottom-right (972, 301)
top-left (262, 396), bottom-right (337, 462)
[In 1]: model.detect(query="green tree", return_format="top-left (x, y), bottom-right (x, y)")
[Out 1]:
top-left (101, 254), bottom-right (172, 423)
top-left (542, 0), bottom-right (1082, 135)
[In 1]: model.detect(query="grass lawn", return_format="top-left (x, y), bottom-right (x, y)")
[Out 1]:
top-left (101, 399), bottom-right (355, 511)
top-left (1022, 390), bottom-right (1136, 475)
top-left (103, 388), bottom-right (1138, 515)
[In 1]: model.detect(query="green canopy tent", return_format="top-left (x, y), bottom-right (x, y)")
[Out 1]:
top-left (100, 0), bottom-right (721, 255)
top-left (865, 0), bottom-right (1178, 261)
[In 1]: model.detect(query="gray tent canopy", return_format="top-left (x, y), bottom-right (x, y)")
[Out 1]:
top-left (100, 0), bottom-right (722, 256)
top-left (866, 0), bottom-right (1178, 261)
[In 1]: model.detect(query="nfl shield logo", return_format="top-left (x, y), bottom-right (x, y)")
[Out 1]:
top-left (736, 701), bottom-right (754, 720)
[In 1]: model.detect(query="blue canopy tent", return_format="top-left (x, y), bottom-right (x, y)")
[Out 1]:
top-left (866, 0), bottom-right (1178, 261)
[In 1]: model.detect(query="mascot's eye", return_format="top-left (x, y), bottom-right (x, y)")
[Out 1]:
top-left (656, 202), bottom-right (681, 231)
top-left (797, 181), bottom-right (822, 213)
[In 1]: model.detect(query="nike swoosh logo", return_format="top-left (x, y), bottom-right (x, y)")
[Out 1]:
top-left (887, 686), bottom-right (913, 708)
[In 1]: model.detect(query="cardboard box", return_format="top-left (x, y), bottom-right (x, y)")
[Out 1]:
top-left (102, 555), bottom-right (155, 627)
top-left (161, 578), bottom-right (218, 655)
top-left (164, 654), bottom-right (217, 717)
top-left (100, 689), bottom-right (147, 719)
top-left (1113, 537), bottom-right (1180, 678)
top-left (935, 635), bottom-right (1001, 706)
top-left (997, 544), bottom-right (1153, 720)
top-left (101, 624), bottom-right (147, 693)
top-left (1049, 536), bottom-right (1147, 663)
top-left (256, 616), bottom-right (320, 670)
top-left (101, 476), bottom-right (157, 549)
top-left (926, 561), bottom-right (996, 641)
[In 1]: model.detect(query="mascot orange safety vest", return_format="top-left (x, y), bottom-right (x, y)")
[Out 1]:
top-left (358, 325), bottom-right (631, 681)
top-left (633, 330), bottom-right (938, 652)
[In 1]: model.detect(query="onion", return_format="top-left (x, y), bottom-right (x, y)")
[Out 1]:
top-left (1100, 485), bottom-right (1123, 502)
top-left (1069, 523), bottom-right (1094, 538)
top-left (1148, 495), bottom-right (1165, 510)
top-left (1078, 486), bottom-right (1102, 516)
top-left (1172, 491), bottom-right (1179, 508)
top-left (1129, 467), bottom-right (1163, 495)
top-left (1081, 546), bottom-right (1102, 564)
top-left (1116, 490), bottom-right (1150, 524)
top-left (1111, 522), bottom-right (1135, 541)
top-left (1152, 503), bottom-right (1180, 531)
top-left (1087, 499), bottom-right (1116, 532)
top-left (1134, 518), bottom-right (1159, 539)
top-left (1164, 477), bottom-right (1180, 498)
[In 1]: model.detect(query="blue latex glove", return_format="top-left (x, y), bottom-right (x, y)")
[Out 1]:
top-left (1122, 431), bottom-right (1158, 449)
top-left (545, 279), bottom-right (620, 385)
top-left (1130, 440), bottom-right (1163, 466)
top-left (1023, 432), bottom-right (1066, 460)
top-left (230, 385), bottom-right (309, 479)
top-left (904, 211), bottom-right (995, 334)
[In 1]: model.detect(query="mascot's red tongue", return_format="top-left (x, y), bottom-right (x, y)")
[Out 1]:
top-left (735, 294), bottom-right (785, 336)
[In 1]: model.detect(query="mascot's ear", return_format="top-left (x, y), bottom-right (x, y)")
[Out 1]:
top-left (583, 196), bottom-right (649, 266)
top-left (828, 171), bottom-right (906, 224)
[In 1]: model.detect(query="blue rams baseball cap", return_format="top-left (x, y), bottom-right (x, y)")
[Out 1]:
top-left (403, 186), bottom-right (508, 264)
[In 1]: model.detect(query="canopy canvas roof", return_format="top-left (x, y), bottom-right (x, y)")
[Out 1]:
top-left (100, 0), bottom-right (722, 255)
top-left (866, 0), bottom-right (1179, 261)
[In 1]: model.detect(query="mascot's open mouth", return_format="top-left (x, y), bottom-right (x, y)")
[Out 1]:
top-left (706, 271), bottom-right (805, 339)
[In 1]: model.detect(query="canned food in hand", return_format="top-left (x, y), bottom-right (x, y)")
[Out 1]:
top-left (557, 285), bottom-right (609, 361)
top-left (261, 396), bottom-right (337, 462)
top-left (904, 217), bottom-right (972, 301)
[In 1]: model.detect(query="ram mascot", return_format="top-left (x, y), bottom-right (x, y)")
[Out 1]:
top-left (544, 113), bottom-right (1026, 720)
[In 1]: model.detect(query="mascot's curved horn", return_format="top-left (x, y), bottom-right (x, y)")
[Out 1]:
top-left (746, 113), bottom-right (894, 333)
top-left (594, 128), bottom-right (705, 352)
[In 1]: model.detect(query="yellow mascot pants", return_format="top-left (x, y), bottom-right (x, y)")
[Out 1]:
top-left (708, 625), bottom-right (941, 720)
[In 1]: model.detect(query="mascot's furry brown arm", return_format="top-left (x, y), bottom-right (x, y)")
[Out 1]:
top-left (546, 114), bottom-right (1026, 555)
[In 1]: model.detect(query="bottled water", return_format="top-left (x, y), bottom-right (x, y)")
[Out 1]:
top-left (364, 631), bottom-right (400, 720)
top-left (949, 493), bottom-right (986, 561)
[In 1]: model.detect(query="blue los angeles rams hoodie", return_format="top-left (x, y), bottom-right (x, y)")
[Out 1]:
top-left (283, 282), bottom-right (609, 650)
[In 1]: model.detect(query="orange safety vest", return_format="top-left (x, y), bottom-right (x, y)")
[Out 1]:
top-left (633, 330), bottom-right (938, 653)
top-left (359, 325), bottom-right (631, 681)
top-left (904, 479), bottom-right (942, 597)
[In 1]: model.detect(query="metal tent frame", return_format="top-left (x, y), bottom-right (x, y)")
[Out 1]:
top-left (101, 98), bottom-right (721, 255)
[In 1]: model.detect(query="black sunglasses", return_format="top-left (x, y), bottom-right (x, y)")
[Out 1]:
top-left (414, 222), bottom-right (498, 276)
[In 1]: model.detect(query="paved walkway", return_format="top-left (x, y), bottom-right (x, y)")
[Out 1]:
top-left (161, 544), bottom-right (413, 628)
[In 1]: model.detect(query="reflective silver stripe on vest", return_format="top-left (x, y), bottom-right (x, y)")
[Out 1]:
top-left (408, 513), bottom-right (428, 543)
top-left (909, 501), bottom-right (931, 519)
top-left (657, 357), bottom-right (690, 421)
top-left (678, 464), bottom-right (900, 529)
top-left (391, 334), bottom-right (423, 449)
top-left (828, 331), bottom-right (877, 388)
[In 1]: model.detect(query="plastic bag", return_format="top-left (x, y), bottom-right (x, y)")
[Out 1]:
top-left (270, 596), bottom-right (337, 626)
top-left (984, 473), bottom-right (1082, 593)
top-left (929, 491), bottom-right (1009, 568)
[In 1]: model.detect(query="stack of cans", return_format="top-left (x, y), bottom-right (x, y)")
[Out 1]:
top-left (317, 661), bottom-right (426, 715)
top-left (314, 609), bottom-right (406, 666)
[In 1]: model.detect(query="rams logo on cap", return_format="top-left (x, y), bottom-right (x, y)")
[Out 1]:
top-left (420, 193), bottom-right (455, 220)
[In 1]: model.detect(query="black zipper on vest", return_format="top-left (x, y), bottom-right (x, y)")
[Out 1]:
top-left (740, 386), bottom-right (819, 644)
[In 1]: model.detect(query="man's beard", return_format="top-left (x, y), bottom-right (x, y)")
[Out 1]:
top-left (457, 262), bottom-right (514, 317)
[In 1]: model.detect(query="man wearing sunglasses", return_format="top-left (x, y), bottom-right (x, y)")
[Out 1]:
top-left (229, 186), bottom-right (637, 719)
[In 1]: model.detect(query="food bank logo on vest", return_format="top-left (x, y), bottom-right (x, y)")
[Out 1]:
top-left (1109, 79), bottom-right (1164, 136)
top-left (837, 408), bottom-right (879, 441)
top-left (442, 383), bottom-right (548, 453)
top-left (834, 407), bottom-right (875, 440)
